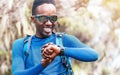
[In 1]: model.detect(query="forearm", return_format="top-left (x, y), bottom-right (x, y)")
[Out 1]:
top-left (64, 47), bottom-right (99, 62)
top-left (13, 62), bottom-right (45, 75)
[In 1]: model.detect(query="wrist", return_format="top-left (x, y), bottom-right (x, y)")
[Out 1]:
top-left (41, 58), bottom-right (52, 67)
top-left (58, 46), bottom-right (64, 56)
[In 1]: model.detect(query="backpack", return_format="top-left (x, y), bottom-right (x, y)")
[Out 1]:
top-left (23, 33), bottom-right (73, 75)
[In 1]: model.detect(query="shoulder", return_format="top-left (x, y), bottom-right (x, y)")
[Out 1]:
top-left (13, 38), bottom-right (24, 44)
top-left (63, 33), bottom-right (78, 44)
top-left (12, 38), bottom-right (24, 47)
top-left (55, 32), bottom-right (78, 41)
top-left (63, 33), bottom-right (88, 47)
top-left (12, 38), bottom-right (25, 56)
top-left (63, 33), bottom-right (79, 41)
top-left (13, 35), bottom-right (32, 45)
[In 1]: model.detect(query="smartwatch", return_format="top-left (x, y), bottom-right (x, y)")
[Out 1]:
top-left (59, 46), bottom-right (65, 56)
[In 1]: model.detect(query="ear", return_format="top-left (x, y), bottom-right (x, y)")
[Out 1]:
top-left (31, 16), bottom-right (36, 23)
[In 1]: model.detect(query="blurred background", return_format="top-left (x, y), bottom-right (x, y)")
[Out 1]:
top-left (0, 0), bottom-right (120, 75)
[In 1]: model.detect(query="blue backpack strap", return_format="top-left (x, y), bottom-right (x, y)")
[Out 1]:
top-left (55, 32), bottom-right (73, 75)
top-left (23, 35), bottom-right (33, 65)
top-left (55, 32), bottom-right (64, 46)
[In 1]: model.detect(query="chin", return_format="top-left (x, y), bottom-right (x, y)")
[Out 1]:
top-left (43, 32), bottom-right (52, 38)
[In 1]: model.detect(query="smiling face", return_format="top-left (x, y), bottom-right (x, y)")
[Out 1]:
top-left (31, 3), bottom-right (57, 38)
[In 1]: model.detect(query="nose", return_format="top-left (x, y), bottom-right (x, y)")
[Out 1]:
top-left (45, 20), bottom-right (52, 26)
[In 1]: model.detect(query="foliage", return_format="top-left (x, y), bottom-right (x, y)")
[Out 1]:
top-left (0, 0), bottom-right (120, 75)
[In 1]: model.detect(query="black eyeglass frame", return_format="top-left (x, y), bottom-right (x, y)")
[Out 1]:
top-left (34, 15), bottom-right (58, 23)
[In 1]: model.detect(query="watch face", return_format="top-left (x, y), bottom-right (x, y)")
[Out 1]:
top-left (59, 47), bottom-right (64, 56)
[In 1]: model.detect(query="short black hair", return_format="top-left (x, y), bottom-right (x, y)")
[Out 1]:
top-left (32, 0), bottom-right (55, 15)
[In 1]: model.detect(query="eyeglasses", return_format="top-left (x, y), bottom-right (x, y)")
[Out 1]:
top-left (35, 15), bottom-right (57, 23)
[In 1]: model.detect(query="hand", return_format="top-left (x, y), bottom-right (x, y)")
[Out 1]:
top-left (41, 58), bottom-right (52, 67)
top-left (41, 43), bottom-right (61, 60)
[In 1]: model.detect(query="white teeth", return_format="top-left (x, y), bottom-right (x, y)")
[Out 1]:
top-left (44, 28), bottom-right (51, 32)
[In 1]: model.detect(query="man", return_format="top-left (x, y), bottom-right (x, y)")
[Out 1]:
top-left (12, 0), bottom-right (98, 75)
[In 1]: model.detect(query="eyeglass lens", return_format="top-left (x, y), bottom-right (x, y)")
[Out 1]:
top-left (35, 15), bottom-right (57, 23)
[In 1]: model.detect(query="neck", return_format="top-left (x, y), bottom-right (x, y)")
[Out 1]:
top-left (35, 32), bottom-right (52, 38)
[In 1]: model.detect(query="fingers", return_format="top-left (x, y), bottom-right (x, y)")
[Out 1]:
top-left (42, 44), bottom-right (60, 58)
top-left (41, 42), bottom-right (53, 52)
top-left (41, 43), bottom-right (55, 67)
top-left (49, 52), bottom-right (57, 59)
top-left (44, 48), bottom-right (54, 55)
top-left (42, 49), bottom-right (58, 60)
top-left (41, 58), bottom-right (52, 67)
top-left (41, 43), bottom-right (60, 67)
top-left (42, 48), bottom-right (54, 59)
top-left (42, 51), bottom-right (50, 59)
top-left (42, 43), bottom-right (54, 59)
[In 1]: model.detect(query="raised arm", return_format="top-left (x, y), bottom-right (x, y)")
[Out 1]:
top-left (41, 34), bottom-right (99, 62)
top-left (64, 47), bottom-right (98, 62)
top-left (63, 34), bottom-right (98, 62)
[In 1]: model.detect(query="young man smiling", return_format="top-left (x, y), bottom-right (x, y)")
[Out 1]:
top-left (12, 0), bottom-right (99, 75)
